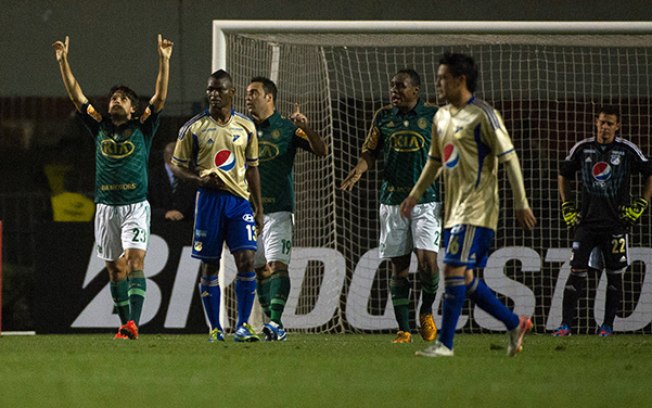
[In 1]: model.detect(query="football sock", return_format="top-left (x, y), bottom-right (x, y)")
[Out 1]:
top-left (110, 278), bottom-right (130, 325)
top-left (127, 270), bottom-right (147, 326)
top-left (199, 275), bottom-right (222, 331)
top-left (562, 271), bottom-right (587, 327)
top-left (390, 276), bottom-right (411, 332)
top-left (439, 276), bottom-right (467, 350)
top-left (604, 271), bottom-right (623, 327)
top-left (467, 276), bottom-right (519, 330)
top-left (235, 271), bottom-right (257, 328)
top-left (269, 270), bottom-right (290, 326)
top-left (418, 266), bottom-right (440, 315)
top-left (257, 275), bottom-right (272, 318)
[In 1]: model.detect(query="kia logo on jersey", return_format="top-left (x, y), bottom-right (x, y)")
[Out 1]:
top-left (443, 143), bottom-right (460, 169)
top-left (592, 161), bottom-right (612, 181)
top-left (214, 149), bottom-right (236, 171)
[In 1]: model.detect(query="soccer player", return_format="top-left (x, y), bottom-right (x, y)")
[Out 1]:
top-left (171, 70), bottom-right (264, 343)
top-left (555, 106), bottom-right (652, 337)
top-left (400, 52), bottom-right (537, 357)
top-left (341, 69), bottom-right (441, 344)
top-left (52, 34), bottom-right (173, 339)
top-left (245, 77), bottom-right (328, 341)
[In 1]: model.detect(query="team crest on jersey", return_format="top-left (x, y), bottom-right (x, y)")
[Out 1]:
top-left (388, 131), bottom-right (425, 152)
top-left (592, 162), bottom-right (612, 181)
top-left (214, 149), bottom-right (236, 171)
top-left (610, 153), bottom-right (622, 165)
top-left (418, 117), bottom-right (428, 129)
top-left (443, 143), bottom-right (460, 169)
top-left (258, 141), bottom-right (280, 162)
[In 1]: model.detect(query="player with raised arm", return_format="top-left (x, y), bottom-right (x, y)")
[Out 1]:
top-left (171, 70), bottom-right (264, 343)
top-left (52, 34), bottom-right (173, 339)
top-left (555, 106), bottom-right (652, 337)
top-left (245, 77), bottom-right (328, 341)
top-left (401, 52), bottom-right (536, 357)
top-left (341, 69), bottom-right (441, 344)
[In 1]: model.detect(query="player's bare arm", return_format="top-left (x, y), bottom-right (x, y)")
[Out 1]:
top-left (400, 158), bottom-right (441, 218)
top-left (245, 166), bottom-right (265, 234)
top-left (290, 103), bottom-right (328, 156)
top-left (504, 156), bottom-right (537, 231)
top-left (148, 34), bottom-right (173, 113)
top-left (340, 151), bottom-right (374, 191)
top-left (52, 36), bottom-right (88, 111)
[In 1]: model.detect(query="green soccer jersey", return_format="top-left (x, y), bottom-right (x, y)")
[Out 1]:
top-left (362, 99), bottom-right (439, 205)
top-left (255, 111), bottom-right (313, 213)
top-left (78, 103), bottom-right (160, 205)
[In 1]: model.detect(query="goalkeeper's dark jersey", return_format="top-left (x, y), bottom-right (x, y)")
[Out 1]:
top-left (255, 111), bottom-right (314, 213)
top-left (78, 103), bottom-right (160, 205)
top-left (559, 137), bottom-right (652, 230)
top-left (362, 99), bottom-right (440, 205)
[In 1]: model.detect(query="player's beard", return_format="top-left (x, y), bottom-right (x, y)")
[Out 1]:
top-left (110, 105), bottom-right (129, 122)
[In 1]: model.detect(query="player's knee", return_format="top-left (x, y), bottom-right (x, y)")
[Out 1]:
top-left (234, 251), bottom-right (255, 272)
top-left (201, 261), bottom-right (220, 277)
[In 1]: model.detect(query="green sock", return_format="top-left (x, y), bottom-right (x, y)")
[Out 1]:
top-left (110, 278), bottom-right (130, 324)
top-left (269, 270), bottom-right (290, 326)
top-left (390, 276), bottom-right (411, 332)
top-left (257, 276), bottom-right (272, 318)
top-left (419, 267), bottom-right (440, 315)
top-left (127, 270), bottom-right (147, 326)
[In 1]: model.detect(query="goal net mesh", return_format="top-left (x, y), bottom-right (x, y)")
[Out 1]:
top-left (220, 31), bottom-right (652, 334)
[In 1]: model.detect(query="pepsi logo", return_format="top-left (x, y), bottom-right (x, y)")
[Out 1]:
top-left (443, 143), bottom-right (460, 169)
top-left (214, 149), bottom-right (236, 171)
top-left (592, 161), bottom-right (612, 181)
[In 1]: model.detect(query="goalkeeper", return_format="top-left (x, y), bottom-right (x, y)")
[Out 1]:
top-left (556, 105), bottom-right (652, 337)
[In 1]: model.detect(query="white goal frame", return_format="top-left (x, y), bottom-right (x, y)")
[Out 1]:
top-left (211, 20), bottom-right (652, 334)
top-left (213, 20), bottom-right (652, 71)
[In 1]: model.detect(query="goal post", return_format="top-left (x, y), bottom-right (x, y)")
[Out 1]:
top-left (212, 20), bottom-right (652, 334)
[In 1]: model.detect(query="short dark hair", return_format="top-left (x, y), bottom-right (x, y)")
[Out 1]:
top-left (395, 69), bottom-right (421, 87)
top-left (210, 69), bottom-right (233, 85)
top-left (439, 52), bottom-right (479, 93)
top-left (250, 76), bottom-right (278, 102)
top-left (598, 105), bottom-right (620, 121)
top-left (108, 85), bottom-right (139, 112)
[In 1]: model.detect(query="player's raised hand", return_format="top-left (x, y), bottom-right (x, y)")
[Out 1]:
top-left (289, 103), bottom-right (308, 128)
top-left (52, 35), bottom-right (69, 62)
top-left (515, 208), bottom-right (537, 231)
top-left (157, 34), bottom-right (174, 60)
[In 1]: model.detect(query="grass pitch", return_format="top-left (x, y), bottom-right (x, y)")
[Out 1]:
top-left (1, 333), bottom-right (651, 407)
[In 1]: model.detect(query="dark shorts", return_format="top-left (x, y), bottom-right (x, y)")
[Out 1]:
top-left (570, 225), bottom-right (629, 270)
top-left (442, 224), bottom-right (495, 269)
top-left (191, 188), bottom-right (257, 262)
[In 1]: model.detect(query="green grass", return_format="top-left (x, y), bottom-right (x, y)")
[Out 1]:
top-left (1, 333), bottom-right (651, 407)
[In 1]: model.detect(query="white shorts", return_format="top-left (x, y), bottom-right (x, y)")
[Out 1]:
top-left (379, 202), bottom-right (442, 259)
top-left (94, 200), bottom-right (150, 261)
top-left (254, 211), bottom-right (294, 268)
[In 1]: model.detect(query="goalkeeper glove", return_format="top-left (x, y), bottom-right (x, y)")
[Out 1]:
top-left (561, 201), bottom-right (581, 227)
top-left (620, 197), bottom-right (649, 225)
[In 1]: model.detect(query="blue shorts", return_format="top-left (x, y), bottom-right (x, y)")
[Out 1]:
top-left (442, 225), bottom-right (495, 269)
top-left (191, 188), bottom-right (257, 262)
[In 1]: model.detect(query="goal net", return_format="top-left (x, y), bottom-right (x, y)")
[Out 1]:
top-left (213, 21), bottom-right (652, 334)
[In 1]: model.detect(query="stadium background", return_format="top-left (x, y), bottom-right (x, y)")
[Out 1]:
top-left (1, 0), bottom-right (652, 333)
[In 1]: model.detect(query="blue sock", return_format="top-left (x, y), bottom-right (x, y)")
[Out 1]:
top-left (199, 276), bottom-right (222, 331)
top-left (467, 277), bottom-right (519, 331)
top-left (235, 271), bottom-right (257, 328)
top-left (439, 276), bottom-right (467, 350)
